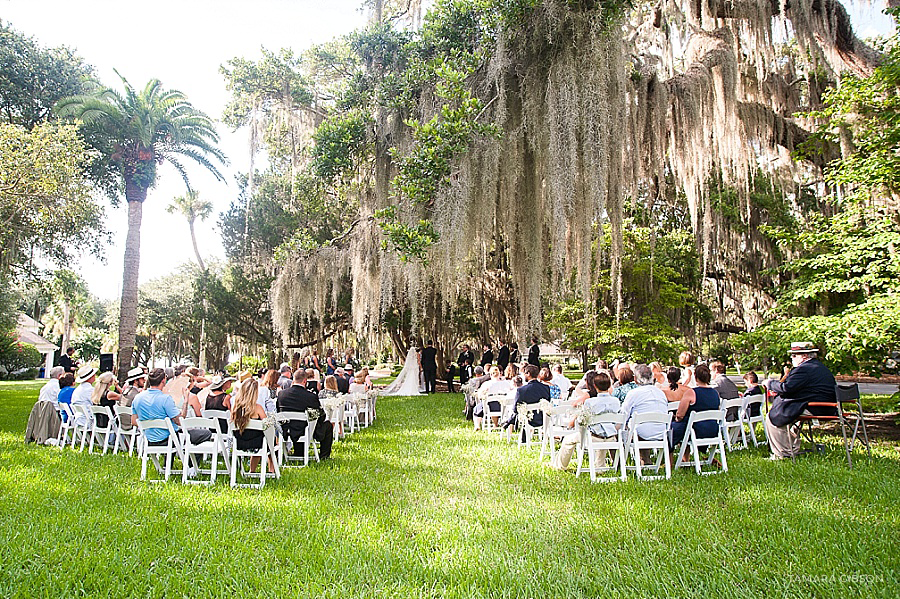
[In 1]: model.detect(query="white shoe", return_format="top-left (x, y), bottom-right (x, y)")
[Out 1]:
top-left (187, 466), bottom-right (198, 478)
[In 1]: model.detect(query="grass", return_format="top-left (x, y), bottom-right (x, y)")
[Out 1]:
top-left (2, 380), bottom-right (900, 598)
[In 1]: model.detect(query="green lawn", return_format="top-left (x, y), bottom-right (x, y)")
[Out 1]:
top-left (1, 380), bottom-right (899, 598)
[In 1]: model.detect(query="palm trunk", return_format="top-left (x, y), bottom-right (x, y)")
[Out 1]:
top-left (116, 184), bottom-right (145, 381)
top-left (187, 219), bottom-right (208, 371)
top-left (61, 301), bottom-right (72, 355)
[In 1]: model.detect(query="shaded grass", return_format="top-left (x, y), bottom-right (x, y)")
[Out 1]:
top-left (1, 381), bottom-right (899, 598)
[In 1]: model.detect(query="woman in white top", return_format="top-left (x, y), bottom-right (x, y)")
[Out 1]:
top-left (348, 372), bottom-right (368, 395)
top-left (679, 351), bottom-right (696, 387)
top-left (474, 366), bottom-right (513, 430)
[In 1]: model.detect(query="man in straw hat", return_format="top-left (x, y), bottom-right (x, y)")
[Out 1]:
top-left (763, 341), bottom-right (837, 459)
top-left (119, 367), bottom-right (148, 430)
top-left (71, 364), bottom-right (97, 429)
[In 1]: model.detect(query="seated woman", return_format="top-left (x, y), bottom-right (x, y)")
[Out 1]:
top-left (538, 367), bottom-right (562, 404)
top-left (91, 371), bottom-right (122, 428)
top-left (570, 370), bottom-right (597, 404)
top-left (205, 376), bottom-right (234, 433)
top-left (348, 372), bottom-right (368, 395)
top-left (670, 363), bottom-right (720, 447)
top-left (319, 375), bottom-right (341, 400)
top-left (474, 366), bottom-right (513, 429)
top-left (230, 379), bottom-right (274, 474)
top-left (258, 369), bottom-right (279, 413)
top-left (57, 373), bottom-right (76, 421)
top-left (358, 367), bottom-right (374, 391)
top-left (612, 366), bottom-right (638, 402)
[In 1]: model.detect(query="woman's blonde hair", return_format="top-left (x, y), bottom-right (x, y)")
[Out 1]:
top-left (324, 375), bottom-right (338, 391)
top-left (90, 371), bottom-right (116, 404)
top-left (231, 378), bottom-right (259, 433)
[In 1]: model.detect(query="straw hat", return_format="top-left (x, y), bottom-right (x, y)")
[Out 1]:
top-left (209, 375), bottom-right (235, 391)
top-left (125, 367), bottom-right (147, 383)
top-left (236, 370), bottom-right (253, 383)
top-left (789, 341), bottom-right (819, 354)
top-left (75, 365), bottom-right (97, 384)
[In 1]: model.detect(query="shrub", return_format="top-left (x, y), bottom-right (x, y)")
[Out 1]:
top-left (0, 331), bottom-right (43, 377)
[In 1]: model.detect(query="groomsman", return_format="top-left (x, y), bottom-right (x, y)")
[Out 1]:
top-left (421, 341), bottom-right (438, 394)
top-left (479, 343), bottom-right (494, 369)
top-left (528, 336), bottom-right (541, 367)
top-left (458, 344), bottom-right (474, 385)
top-left (496, 340), bottom-right (510, 372)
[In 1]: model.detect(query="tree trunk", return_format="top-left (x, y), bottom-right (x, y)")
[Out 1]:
top-left (116, 185), bottom-right (146, 381)
top-left (61, 301), bottom-right (72, 356)
top-left (188, 217), bottom-right (209, 371)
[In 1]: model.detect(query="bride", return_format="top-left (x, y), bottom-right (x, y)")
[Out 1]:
top-left (382, 345), bottom-right (425, 396)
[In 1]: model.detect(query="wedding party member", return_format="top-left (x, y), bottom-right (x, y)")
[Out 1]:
top-left (764, 342), bottom-right (836, 459)
top-left (527, 336), bottom-right (540, 367)
top-left (458, 344), bottom-right (475, 385)
top-left (496, 340), bottom-right (510, 372)
top-left (38, 367), bottom-right (65, 405)
top-left (551, 371), bottom-right (620, 471)
top-left (421, 340), bottom-right (438, 394)
top-left (325, 348), bottom-right (338, 375)
top-left (671, 364), bottom-right (719, 447)
top-left (277, 369), bottom-right (332, 459)
top-left (509, 342), bottom-right (521, 366)
top-left (501, 364), bottom-right (549, 433)
top-left (479, 343), bottom-right (494, 369)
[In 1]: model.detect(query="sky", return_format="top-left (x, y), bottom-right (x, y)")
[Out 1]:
top-left (2, 0), bottom-right (369, 300)
top-left (1, 0), bottom-right (895, 302)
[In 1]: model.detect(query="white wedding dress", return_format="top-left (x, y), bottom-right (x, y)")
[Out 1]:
top-left (382, 347), bottom-right (425, 396)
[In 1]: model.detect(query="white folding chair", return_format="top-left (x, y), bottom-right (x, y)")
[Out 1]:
top-left (113, 405), bottom-right (141, 456)
top-left (624, 412), bottom-right (672, 480)
top-left (202, 409), bottom-right (231, 435)
top-left (576, 413), bottom-right (627, 482)
top-left (88, 405), bottom-right (118, 455)
top-left (71, 404), bottom-right (93, 452)
top-left (513, 402), bottom-right (546, 448)
top-left (481, 392), bottom-right (508, 435)
top-left (540, 404), bottom-right (576, 460)
top-left (180, 417), bottom-right (230, 485)
top-left (674, 409), bottom-right (728, 475)
top-left (278, 411), bottom-right (320, 467)
top-left (741, 394), bottom-right (768, 447)
top-left (343, 394), bottom-right (361, 434)
top-left (57, 403), bottom-right (77, 449)
top-left (721, 398), bottom-right (746, 450)
top-left (136, 418), bottom-right (184, 482)
top-left (229, 420), bottom-right (281, 489)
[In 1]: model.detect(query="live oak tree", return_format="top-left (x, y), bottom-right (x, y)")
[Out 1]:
top-left (56, 75), bottom-right (226, 380)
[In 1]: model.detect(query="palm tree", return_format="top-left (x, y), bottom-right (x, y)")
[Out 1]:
top-left (167, 190), bottom-right (213, 369)
top-left (56, 73), bottom-right (226, 380)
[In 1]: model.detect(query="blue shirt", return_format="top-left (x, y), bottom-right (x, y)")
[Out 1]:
top-left (57, 387), bottom-right (75, 421)
top-left (132, 388), bottom-right (179, 442)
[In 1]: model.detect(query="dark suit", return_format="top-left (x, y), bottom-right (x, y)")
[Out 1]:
top-left (497, 345), bottom-right (510, 371)
top-left (527, 344), bottom-right (540, 367)
top-left (502, 379), bottom-right (549, 430)
top-left (335, 374), bottom-right (350, 394)
top-left (479, 350), bottom-right (494, 369)
top-left (768, 358), bottom-right (837, 427)
top-left (59, 353), bottom-right (76, 373)
top-left (277, 384), bottom-right (333, 458)
top-left (421, 346), bottom-right (438, 393)
top-left (458, 350), bottom-right (474, 384)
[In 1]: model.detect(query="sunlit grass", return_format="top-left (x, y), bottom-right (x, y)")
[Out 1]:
top-left (1, 380), bottom-right (899, 598)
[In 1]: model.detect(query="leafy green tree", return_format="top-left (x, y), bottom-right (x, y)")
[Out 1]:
top-left (46, 269), bottom-right (90, 354)
top-left (56, 74), bottom-right (226, 380)
top-left (0, 20), bottom-right (93, 128)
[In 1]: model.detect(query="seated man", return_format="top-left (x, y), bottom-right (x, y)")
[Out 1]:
top-left (551, 371), bottom-right (619, 470)
top-left (501, 364), bottom-right (550, 436)
top-left (621, 364), bottom-right (669, 462)
top-left (132, 368), bottom-right (211, 446)
top-left (709, 360), bottom-right (740, 420)
top-left (764, 342), bottom-right (836, 459)
top-left (277, 368), bottom-right (333, 459)
top-left (334, 367), bottom-right (351, 394)
top-left (39, 366), bottom-right (65, 406)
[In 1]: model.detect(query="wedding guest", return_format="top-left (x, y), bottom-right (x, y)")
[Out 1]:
top-left (612, 366), bottom-right (638, 402)
top-left (205, 375), bottom-right (235, 432)
top-left (277, 364), bottom-right (293, 390)
top-left (501, 364), bottom-right (549, 434)
top-left (551, 371), bottom-right (620, 470)
top-left (256, 369), bottom-right (279, 413)
top-left (56, 373), bottom-right (76, 421)
top-left (571, 370), bottom-right (597, 404)
top-left (71, 365), bottom-right (97, 429)
top-left (90, 371), bottom-right (121, 428)
top-left (671, 364), bottom-right (720, 446)
top-left (742, 371), bottom-right (762, 397)
top-left (470, 366), bottom-right (490, 391)
top-left (334, 367), bottom-right (351, 393)
top-left (550, 364), bottom-right (572, 400)
top-left (538, 367), bottom-right (561, 402)
top-left (650, 362), bottom-right (666, 387)
top-left (620, 364), bottom-right (668, 462)
top-left (763, 342), bottom-right (836, 459)
top-left (278, 369), bottom-right (332, 459)
top-left (305, 369), bottom-right (321, 394)
top-left (39, 366), bottom-right (65, 406)
top-left (710, 360), bottom-right (740, 419)
top-left (679, 351), bottom-right (696, 387)
top-left (349, 372), bottom-right (368, 395)
top-left (474, 366), bottom-right (511, 430)
top-left (231, 379), bottom-right (274, 473)
top-left (319, 376), bottom-right (340, 400)
top-left (133, 368), bottom-right (211, 446)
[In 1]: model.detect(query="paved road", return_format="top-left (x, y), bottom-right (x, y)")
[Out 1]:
top-left (727, 376), bottom-right (897, 396)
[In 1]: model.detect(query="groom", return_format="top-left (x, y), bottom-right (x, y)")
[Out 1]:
top-left (421, 340), bottom-right (438, 394)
